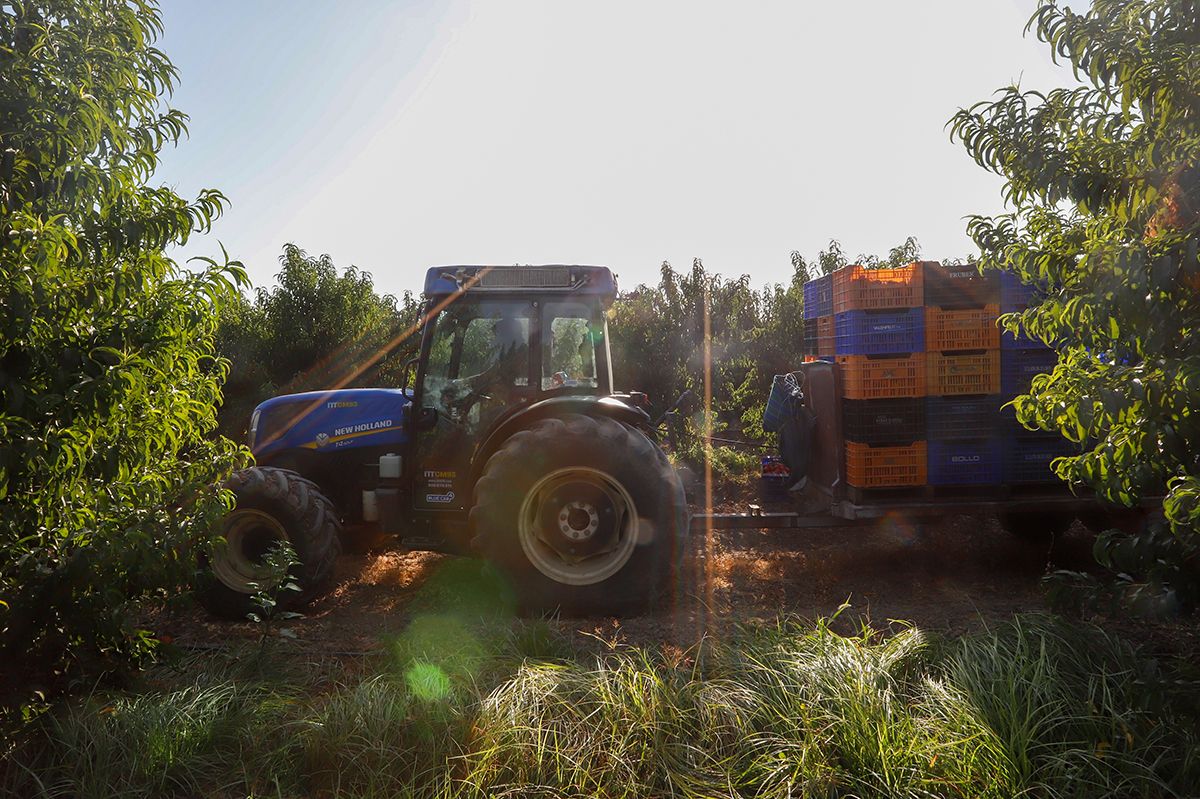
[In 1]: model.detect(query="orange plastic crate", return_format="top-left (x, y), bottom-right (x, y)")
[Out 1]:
top-left (925, 305), bottom-right (1000, 352)
top-left (832, 262), bottom-right (927, 313)
top-left (845, 441), bottom-right (927, 487)
top-left (816, 315), bottom-right (836, 356)
top-left (927, 351), bottom-right (1001, 396)
top-left (837, 354), bottom-right (926, 399)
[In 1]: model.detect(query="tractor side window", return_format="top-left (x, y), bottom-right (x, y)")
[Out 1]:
top-left (542, 302), bottom-right (599, 390)
top-left (460, 316), bottom-right (530, 386)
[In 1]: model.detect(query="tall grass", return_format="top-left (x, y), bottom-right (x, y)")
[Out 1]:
top-left (5, 679), bottom-right (298, 798)
top-left (3, 615), bottom-right (1197, 799)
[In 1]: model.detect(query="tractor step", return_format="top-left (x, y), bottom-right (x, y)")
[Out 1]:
top-left (400, 535), bottom-right (455, 552)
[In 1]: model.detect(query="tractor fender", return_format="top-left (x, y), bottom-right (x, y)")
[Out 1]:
top-left (470, 395), bottom-right (651, 485)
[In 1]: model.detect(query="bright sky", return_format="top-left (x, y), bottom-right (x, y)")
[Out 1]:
top-left (156, 1), bottom-right (1069, 297)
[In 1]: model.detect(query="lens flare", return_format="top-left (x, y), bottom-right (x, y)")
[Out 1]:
top-left (404, 660), bottom-right (452, 701)
top-left (253, 267), bottom-right (495, 455)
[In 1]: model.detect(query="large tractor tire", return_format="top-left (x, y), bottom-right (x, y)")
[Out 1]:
top-left (198, 467), bottom-right (342, 620)
top-left (470, 414), bottom-right (689, 616)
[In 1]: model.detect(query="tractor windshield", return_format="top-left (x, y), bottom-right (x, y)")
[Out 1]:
top-left (419, 296), bottom-right (613, 437)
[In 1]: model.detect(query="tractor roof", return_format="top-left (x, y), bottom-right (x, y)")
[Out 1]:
top-left (423, 264), bottom-right (617, 298)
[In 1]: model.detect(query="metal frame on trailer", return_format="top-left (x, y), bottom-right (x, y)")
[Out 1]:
top-left (691, 492), bottom-right (1133, 530)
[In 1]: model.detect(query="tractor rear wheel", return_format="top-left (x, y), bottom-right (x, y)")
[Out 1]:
top-left (470, 414), bottom-right (689, 615)
top-left (197, 467), bottom-right (342, 620)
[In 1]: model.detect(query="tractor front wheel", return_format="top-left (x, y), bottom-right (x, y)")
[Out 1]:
top-left (197, 467), bottom-right (342, 620)
top-left (470, 414), bottom-right (688, 615)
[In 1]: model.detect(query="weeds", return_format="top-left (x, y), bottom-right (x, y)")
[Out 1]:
top-left (6, 678), bottom-right (297, 798)
top-left (3, 614), bottom-right (1197, 798)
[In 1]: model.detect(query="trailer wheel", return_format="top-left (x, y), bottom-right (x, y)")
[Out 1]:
top-left (1077, 508), bottom-right (1149, 535)
top-left (198, 467), bottom-right (342, 620)
top-left (470, 414), bottom-right (689, 615)
top-left (998, 510), bottom-right (1073, 542)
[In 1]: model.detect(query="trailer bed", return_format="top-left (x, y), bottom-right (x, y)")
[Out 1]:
top-left (692, 490), bottom-right (1108, 530)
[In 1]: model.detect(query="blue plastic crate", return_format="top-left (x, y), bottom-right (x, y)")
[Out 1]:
top-left (1000, 328), bottom-right (1051, 350)
top-left (1003, 436), bottom-right (1073, 483)
top-left (803, 274), bottom-right (833, 319)
top-left (834, 308), bottom-right (925, 355)
top-left (927, 437), bottom-right (1002, 485)
top-left (999, 271), bottom-right (1049, 312)
top-left (1000, 347), bottom-right (1058, 397)
top-left (926, 396), bottom-right (1002, 440)
top-left (997, 404), bottom-right (1061, 438)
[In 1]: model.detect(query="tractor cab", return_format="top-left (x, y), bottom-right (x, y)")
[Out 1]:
top-left (418, 265), bottom-right (616, 410)
top-left (401, 265), bottom-right (621, 537)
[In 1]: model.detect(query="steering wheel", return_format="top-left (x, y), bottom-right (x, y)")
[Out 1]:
top-left (447, 386), bottom-right (489, 420)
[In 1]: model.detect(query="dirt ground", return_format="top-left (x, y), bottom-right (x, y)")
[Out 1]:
top-left (150, 506), bottom-right (1136, 658)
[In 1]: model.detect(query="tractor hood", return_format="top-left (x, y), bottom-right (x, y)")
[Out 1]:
top-left (250, 388), bottom-right (412, 459)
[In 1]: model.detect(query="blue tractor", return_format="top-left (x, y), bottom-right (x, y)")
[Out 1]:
top-left (199, 265), bottom-right (689, 618)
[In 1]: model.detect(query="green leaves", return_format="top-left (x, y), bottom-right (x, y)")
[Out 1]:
top-left (954, 0), bottom-right (1200, 610)
top-left (0, 1), bottom-right (249, 683)
top-left (214, 244), bottom-right (422, 439)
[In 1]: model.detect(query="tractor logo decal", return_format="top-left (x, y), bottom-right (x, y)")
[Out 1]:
top-left (333, 419), bottom-right (393, 437)
top-left (421, 469), bottom-right (457, 504)
top-left (303, 419), bottom-right (396, 449)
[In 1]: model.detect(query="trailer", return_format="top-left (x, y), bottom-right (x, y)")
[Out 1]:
top-left (691, 360), bottom-right (1152, 535)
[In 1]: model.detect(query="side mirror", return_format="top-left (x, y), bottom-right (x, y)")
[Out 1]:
top-left (653, 390), bottom-right (700, 429)
top-left (673, 389), bottom-right (700, 416)
top-left (415, 406), bottom-right (439, 431)
top-left (400, 356), bottom-right (419, 393)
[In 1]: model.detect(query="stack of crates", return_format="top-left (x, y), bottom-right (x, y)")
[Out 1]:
top-left (802, 273), bottom-right (834, 360)
top-left (923, 264), bottom-right (1002, 486)
top-left (999, 272), bottom-right (1069, 483)
top-left (832, 263), bottom-right (927, 488)
top-left (760, 455), bottom-right (791, 502)
top-left (800, 263), bottom-right (1065, 493)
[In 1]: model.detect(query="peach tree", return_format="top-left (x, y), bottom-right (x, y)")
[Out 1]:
top-left (0, 0), bottom-right (247, 682)
top-left (952, 0), bottom-right (1200, 610)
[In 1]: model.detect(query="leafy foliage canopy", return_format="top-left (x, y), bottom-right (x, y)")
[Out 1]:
top-left (0, 0), bottom-right (247, 680)
top-left (216, 244), bottom-right (421, 437)
top-left (951, 0), bottom-right (1200, 608)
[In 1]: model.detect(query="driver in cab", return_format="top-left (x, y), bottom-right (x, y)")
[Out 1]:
top-left (441, 314), bottom-right (529, 429)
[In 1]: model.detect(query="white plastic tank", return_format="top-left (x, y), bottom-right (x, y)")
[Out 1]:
top-left (361, 490), bottom-right (379, 522)
top-left (379, 453), bottom-right (402, 479)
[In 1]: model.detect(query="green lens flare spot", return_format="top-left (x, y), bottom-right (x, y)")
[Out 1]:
top-left (404, 661), bottom-right (451, 701)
